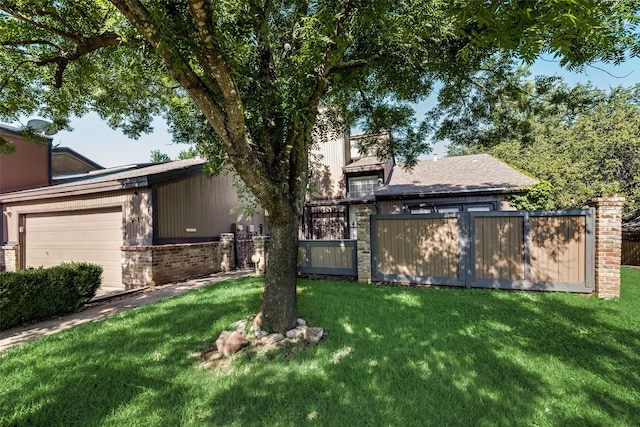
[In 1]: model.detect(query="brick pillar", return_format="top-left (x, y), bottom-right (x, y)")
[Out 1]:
top-left (252, 235), bottom-right (268, 276)
top-left (590, 195), bottom-right (625, 299)
top-left (220, 233), bottom-right (235, 272)
top-left (356, 208), bottom-right (373, 283)
top-left (121, 246), bottom-right (153, 287)
top-left (1, 244), bottom-right (18, 272)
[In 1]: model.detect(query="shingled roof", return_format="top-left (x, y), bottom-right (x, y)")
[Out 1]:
top-left (376, 154), bottom-right (538, 198)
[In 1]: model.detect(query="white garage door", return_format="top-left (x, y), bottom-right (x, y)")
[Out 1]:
top-left (25, 208), bottom-right (123, 290)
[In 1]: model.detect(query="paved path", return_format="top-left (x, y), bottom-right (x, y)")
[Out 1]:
top-left (0, 270), bottom-right (253, 353)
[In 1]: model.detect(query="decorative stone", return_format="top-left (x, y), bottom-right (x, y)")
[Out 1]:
top-left (296, 318), bottom-right (307, 326)
top-left (286, 326), bottom-right (306, 339)
top-left (284, 326), bottom-right (324, 342)
top-left (258, 333), bottom-right (285, 345)
top-left (216, 330), bottom-right (249, 357)
top-left (304, 327), bottom-right (324, 343)
top-left (251, 312), bottom-right (264, 330)
top-left (230, 319), bottom-right (248, 331)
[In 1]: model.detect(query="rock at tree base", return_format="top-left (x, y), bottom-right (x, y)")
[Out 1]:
top-left (216, 330), bottom-right (249, 357)
top-left (285, 326), bottom-right (324, 343)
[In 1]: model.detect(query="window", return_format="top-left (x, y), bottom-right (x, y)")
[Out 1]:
top-left (404, 202), bottom-right (496, 214)
top-left (410, 207), bottom-right (433, 214)
top-left (467, 205), bottom-right (492, 212)
top-left (438, 206), bottom-right (460, 213)
top-left (348, 175), bottom-right (378, 197)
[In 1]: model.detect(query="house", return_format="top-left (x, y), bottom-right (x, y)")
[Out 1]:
top-left (304, 133), bottom-right (538, 239)
top-left (305, 133), bottom-right (394, 239)
top-left (0, 124), bottom-right (51, 193)
top-left (0, 158), bottom-right (266, 292)
top-left (0, 119), bottom-right (535, 291)
top-left (0, 124), bottom-right (52, 253)
top-left (375, 154), bottom-right (539, 214)
top-left (52, 146), bottom-right (104, 175)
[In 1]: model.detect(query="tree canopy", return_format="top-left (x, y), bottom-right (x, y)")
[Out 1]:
top-left (434, 61), bottom-right (640, 213)
top-left (2, 1), bottom-right (639, 331)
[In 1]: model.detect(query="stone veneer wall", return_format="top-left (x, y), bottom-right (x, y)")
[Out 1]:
top-left (0, 244), bottom-right (17, 272)
top-left (252, 235), bottom-right (268, 276)
top-left (590, 195), bottom-right (625, 299)
top-left (356, 207), bottom-right (374, 283)
top-left (122, 236), bottom-right (235, 287)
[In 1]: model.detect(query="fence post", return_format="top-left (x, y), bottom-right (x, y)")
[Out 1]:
top-left (220, 233), bottom-right (235, 272)
top-left (589, 195), bottom-right (625, 298)
top-left (252, 235), bottom-right (269, 276)
top-left (356, 208), bottom-right (373, 283)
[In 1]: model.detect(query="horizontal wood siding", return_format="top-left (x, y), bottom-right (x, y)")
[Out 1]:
top-left (474, 216), bottom-right (524, 280)
top-left (374, 216), bottom-right (459, 281)
top-left (622, 240), bottom-right (640, 266)
top-left (297, 240), bottom-right (357, 275)
top-left (529, 216), bottom-right (585, 283)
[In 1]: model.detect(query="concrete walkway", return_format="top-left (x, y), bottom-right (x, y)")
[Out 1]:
top-left (0, 270), bottom-right (253, 353)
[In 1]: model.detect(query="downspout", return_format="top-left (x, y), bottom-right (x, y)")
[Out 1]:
top-left (47, 137), bottom-right (53, 186)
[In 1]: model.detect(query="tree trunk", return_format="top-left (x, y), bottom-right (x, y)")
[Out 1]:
top-left (260, 216), bottom-right (300, 333)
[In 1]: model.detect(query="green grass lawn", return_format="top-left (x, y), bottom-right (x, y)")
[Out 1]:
top-left (1, 269), bottom-right (639, 426)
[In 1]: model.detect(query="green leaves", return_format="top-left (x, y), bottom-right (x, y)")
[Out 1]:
top-left (2, 0), bottom-right (639, 205)
top-left (485, 82), bottom-right (640, 213)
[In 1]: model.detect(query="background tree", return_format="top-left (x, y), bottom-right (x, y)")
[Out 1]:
top-left (150, 149), bottom-right (171, 163)
top-left (433, 64), bottom-right (640, 213)
top-left (1, 1), bottom-right (639, 331)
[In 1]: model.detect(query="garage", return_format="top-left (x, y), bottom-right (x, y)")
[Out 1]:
top-left (23, 208), bottom-right (123, 290)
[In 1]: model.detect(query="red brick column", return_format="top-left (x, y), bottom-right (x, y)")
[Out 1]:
top-left (590, 195), bottom-right (625, 298)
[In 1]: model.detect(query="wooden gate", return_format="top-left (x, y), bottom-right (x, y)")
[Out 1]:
top-left (371, 210), bottom-right (595, 292)
top-left (297, 240), bottom-right (357, 276)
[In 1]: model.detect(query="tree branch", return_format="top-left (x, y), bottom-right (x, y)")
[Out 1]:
top-left (185, 0), bottom-right (245, 141)
top-left (247, 0), bottom-right (280, 166)
top-left (1, 40), bottom-right (63, 51)
top-left (109, 0), bottom-right (230, 143)
top-left (26, 32), bottom-right (127, 88)
top-left (1, 60), bottom-right (34, 92)
top-left (327, 57), bottom-right (375, 75)
top-left (0, 6), bottom-right (82, 44)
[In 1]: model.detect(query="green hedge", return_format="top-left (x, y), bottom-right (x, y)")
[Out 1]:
top-left (0, 263), bottom-right (102, 331)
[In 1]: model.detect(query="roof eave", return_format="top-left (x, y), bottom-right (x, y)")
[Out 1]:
top-left (0, 177), bottom-right (149, 203)
top-left (374, 186), bottom-right (528, 200)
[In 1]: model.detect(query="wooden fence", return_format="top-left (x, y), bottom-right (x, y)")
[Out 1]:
top-left (622, 240), bottom-right (640, 266)
top-left (297, 239), bottom-right (357, 276)
top-left (371, 210), bottom-right (595, 292)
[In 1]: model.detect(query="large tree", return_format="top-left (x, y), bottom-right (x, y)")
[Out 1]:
top-left (1, 1), bottom-right (639, 331)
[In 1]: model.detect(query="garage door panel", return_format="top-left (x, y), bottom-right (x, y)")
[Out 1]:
top-left (25, 209), bottom-right (123, 289)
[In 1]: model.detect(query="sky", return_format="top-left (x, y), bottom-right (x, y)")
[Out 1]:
top-left (12, 56), bottom-right (640, 168)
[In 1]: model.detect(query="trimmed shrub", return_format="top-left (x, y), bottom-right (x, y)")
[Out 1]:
top-left (0, 263), bottom-right (102, 331)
